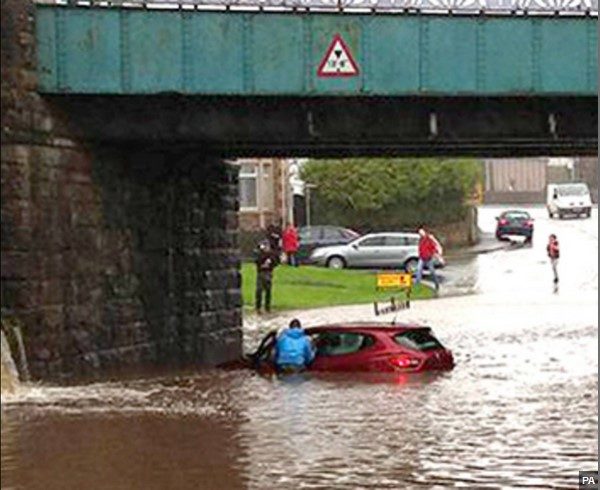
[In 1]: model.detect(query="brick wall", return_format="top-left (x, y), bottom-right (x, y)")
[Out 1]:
top-left (1, 0), bottom-right (242, 379)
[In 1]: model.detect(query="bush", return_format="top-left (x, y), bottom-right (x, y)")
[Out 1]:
top-left (301, 158), bottom-right (482, 232)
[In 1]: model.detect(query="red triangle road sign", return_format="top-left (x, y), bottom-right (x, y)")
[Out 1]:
top-left (317, 34), bottom-right (360, 78)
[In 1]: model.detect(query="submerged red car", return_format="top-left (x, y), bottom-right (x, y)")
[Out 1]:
top-left (241, 323), bottom-right (454, 374)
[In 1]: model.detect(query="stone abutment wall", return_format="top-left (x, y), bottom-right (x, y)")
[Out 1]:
top-left (1, 0), bottom-right (242, 379)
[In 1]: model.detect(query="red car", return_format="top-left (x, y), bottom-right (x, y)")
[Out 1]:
top-left (240, 323), bottom-right (454, 374)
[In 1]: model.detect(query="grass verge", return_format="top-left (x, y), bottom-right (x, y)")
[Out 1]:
top-left (242, 263), bottom-right (435, 312)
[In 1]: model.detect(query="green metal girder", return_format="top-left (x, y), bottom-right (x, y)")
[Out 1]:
top-left (36, 6), bottom-right (598, 96)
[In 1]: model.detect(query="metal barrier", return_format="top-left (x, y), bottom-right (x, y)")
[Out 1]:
top-left (35, 0), bottom-right (598, 16)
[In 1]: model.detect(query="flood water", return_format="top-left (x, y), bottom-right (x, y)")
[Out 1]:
top-left (2, 206), bottom-right (598, 489)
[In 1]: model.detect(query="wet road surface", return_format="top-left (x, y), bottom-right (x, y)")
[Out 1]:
top-left (2, 206), bottom-right (598, 489)
top-left (438, 205), bottom-right (597, 297)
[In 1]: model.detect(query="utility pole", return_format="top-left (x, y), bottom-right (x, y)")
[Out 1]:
top-left (305, 183), bottom-right (317, 227)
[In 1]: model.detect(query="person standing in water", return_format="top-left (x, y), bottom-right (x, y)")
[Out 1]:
top-left (254, 240), bottom-right (277, 313)
top-left (415, 226), bottom-right (441, 293)
top-left (546, 234), bottom-right (560, 284)
top-left (274, 319), bottom-right (315, 373)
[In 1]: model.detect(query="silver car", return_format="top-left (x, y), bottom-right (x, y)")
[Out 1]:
top-left (309, 232), bottom-right (424, 270)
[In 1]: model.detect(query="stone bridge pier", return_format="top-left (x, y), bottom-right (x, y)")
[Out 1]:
top-left (1, 0), bottom-right (242, 379)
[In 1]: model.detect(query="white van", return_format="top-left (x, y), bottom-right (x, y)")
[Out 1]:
top-left (546, 183), bottom-right (592, 219)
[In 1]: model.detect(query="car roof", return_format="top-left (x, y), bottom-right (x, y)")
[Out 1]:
top-left (305, 322), bottom-right (430, 334)
top-left (358, 232), bottom-right (419, 238)
top-left (501, 209), bottom-right (531, 215)
top-left (554, 182), bottom-right (588, 187)
top-left (299, 225), bottom-right (353, 232)
top-left (299, 225), bottom-right (345, 229)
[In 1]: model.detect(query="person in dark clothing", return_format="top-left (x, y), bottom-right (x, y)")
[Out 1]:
top-left (255, 240), bottom-right (277, 313)
top-left (266, 222), bottom-right (282, 265)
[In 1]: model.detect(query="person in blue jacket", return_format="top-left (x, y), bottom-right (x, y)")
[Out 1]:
top-left (274, 319), bottom-right (315, 373)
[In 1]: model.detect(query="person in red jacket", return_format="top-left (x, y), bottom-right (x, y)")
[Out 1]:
top-left (282, 223), bottom-right (300, 267)
top-left (415, 226), bottom-right (441, 292)
top-left (546, 234), bottom-right (560, 284)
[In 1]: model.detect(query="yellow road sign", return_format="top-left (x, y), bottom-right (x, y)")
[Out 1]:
top-left (376, 272), bottom-right (412, 290)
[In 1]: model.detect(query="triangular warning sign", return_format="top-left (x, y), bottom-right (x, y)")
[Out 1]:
top-left (317, 34), bottom-right (359, 78)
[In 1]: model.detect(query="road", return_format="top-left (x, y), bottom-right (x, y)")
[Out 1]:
top-left (439, 205), bottom-right (598, 297)
top-left (1, 205), bottom-right (597, 489)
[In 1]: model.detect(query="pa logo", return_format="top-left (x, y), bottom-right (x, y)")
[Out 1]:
top-left (579, 471), bottom-right (599, 489)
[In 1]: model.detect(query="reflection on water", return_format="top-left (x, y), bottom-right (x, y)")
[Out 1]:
top-left (2, 312), bottom-right (597, 489)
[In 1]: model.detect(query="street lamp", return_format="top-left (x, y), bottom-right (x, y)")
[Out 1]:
top-left (305, 183), bottom-right (317, 227)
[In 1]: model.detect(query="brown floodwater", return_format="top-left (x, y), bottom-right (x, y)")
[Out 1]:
top-left (1, 207), bottom-right (598, 489)
top-left (2, 299), bottom-right (597, 489)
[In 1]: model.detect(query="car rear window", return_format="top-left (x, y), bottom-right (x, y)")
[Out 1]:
top-left (504, 211), bottom-right (530, 220)
top-left (393, 329), bottom-right (443, 351)
top-left (299, 227), bottom-right (323, 241)
top-left (324, 227), bottom-right (347, 240)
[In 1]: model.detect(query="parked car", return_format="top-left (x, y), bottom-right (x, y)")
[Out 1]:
top-left (546, 183), bottom-right (592, 219)
top-left (297, 226), bottom-right (360, 264)
top-left (234, 323), bottom-right (454, 374)
top-left (308, 232), bottom-right (444, 271)
top-left (495, 210), bottom-right (534, 242)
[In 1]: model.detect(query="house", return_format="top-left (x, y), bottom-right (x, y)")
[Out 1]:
top-left (235, 158), bottom-right (301, 231)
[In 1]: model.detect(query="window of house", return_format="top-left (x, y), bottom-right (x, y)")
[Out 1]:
top-left (239, 163), bottom-right (257, 209)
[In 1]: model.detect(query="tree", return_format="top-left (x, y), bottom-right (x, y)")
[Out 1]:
top-left (301, 158), bottom-right (482, 232)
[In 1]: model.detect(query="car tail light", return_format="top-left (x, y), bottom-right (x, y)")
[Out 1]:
top-left (499, 219), bottom-right (509, 226)
top-left (388, 355), bottom-right (420, 369)
top-left (525, 220), bottom-right (533, 227)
